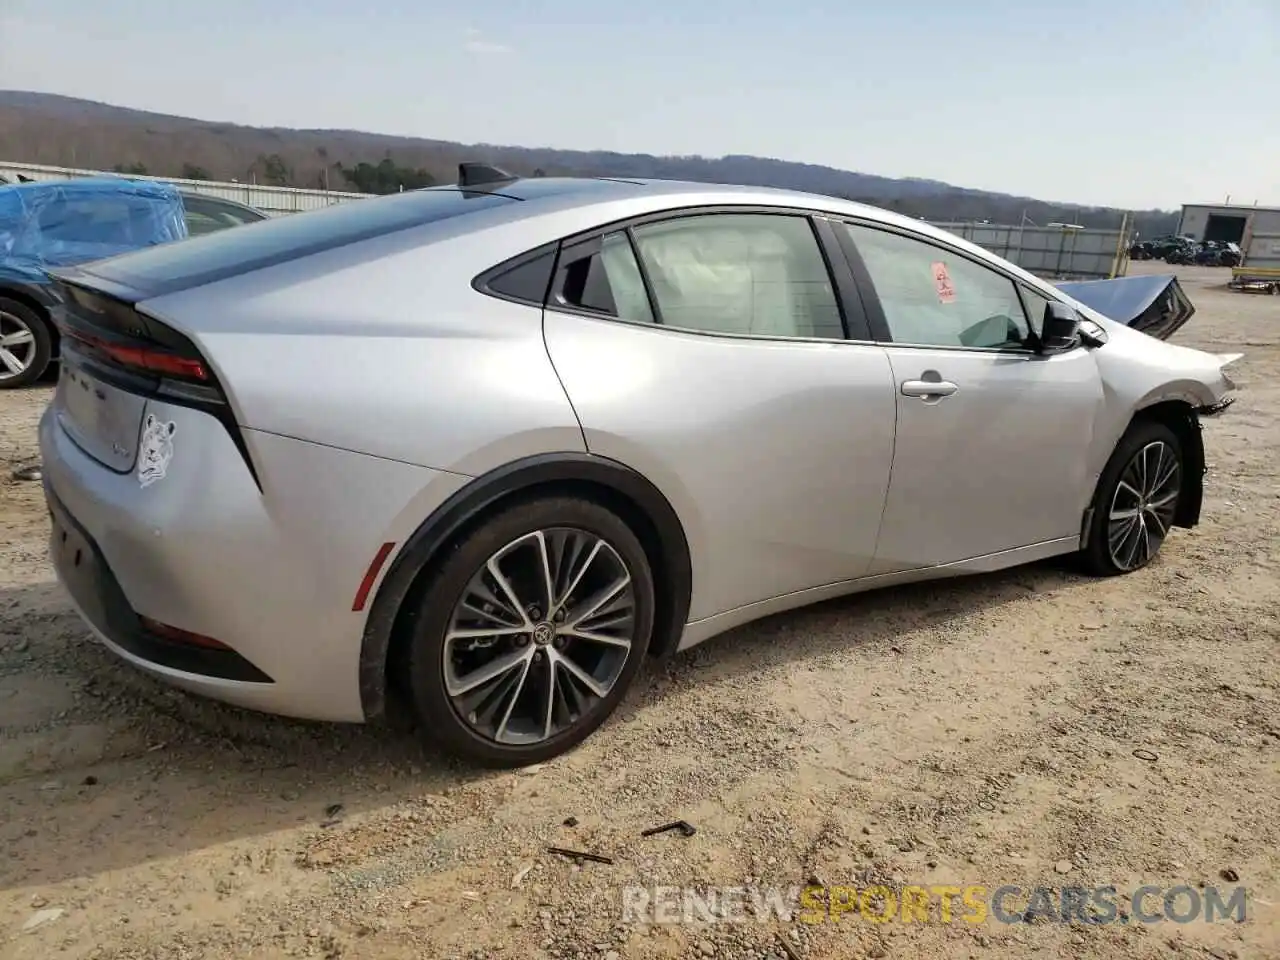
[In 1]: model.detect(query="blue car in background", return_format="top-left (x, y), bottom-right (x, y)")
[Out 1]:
top-left (0, 177), bottom-right (266, 388)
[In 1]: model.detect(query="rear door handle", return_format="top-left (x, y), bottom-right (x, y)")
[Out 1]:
top-left (901, 379), bottom-right (958, 399)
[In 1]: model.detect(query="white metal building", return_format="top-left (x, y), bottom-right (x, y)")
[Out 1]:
top-left (1177, 203), bottom-right (1280, 276)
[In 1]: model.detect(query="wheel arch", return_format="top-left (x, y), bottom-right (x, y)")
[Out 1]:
top-left (1128, 399), bottom-right (1205, 528)
top-left (0, 283), bottom-right (60, 356)
top-left (357, 452), bottom-right (692, 720)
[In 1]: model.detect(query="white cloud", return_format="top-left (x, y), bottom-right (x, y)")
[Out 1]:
top-left (463, 38), bottom-right (512, 55)
top-left (462, 28), bottom-right (511, 55)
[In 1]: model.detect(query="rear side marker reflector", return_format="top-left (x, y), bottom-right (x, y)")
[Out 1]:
top-left (353, 542), bottom-right (396, 612)
top-left (139, 615), bottom-right (230, 650)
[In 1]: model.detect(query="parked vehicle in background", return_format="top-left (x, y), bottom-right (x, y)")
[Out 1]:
top-left (1219, 242), bottom-right (1243, 267)
top-left (1194, 243), bottom-right (1221, 266)
top-left (1163, 240), bottom-right (1199, 265)
top-left (180, 192), bottom-right (269, 236)
top-left (1136, 237), bottom-right (1240, 269)
top-left (0, 178), bottom-right (266, 388)
top-left (39, 167), bottom-right (1241, 766)
top-left (1147, 236), bottom-right (1182, 260)
top-left (1128, 239), bottom-right (1156, 260)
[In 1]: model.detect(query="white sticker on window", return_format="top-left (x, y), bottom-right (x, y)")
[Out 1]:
top-left (138, 414), bottom-right (176, 488)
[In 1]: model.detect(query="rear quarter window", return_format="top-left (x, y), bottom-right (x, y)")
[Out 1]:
top-left (86, 188), bottom-right (516, 297)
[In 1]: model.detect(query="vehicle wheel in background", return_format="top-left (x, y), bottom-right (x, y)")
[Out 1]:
top-left (405, 497), bottom-right (655, 767)
top-left (0, 297), bottom-right (52, 389)
top-left (1081, 420), bottom-right (1184, 576)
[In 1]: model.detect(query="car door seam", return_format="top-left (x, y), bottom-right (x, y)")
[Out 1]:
top-left (866, 346), bottom-right (900, 569)
top-left (540, 307), bottom-right (590, 453)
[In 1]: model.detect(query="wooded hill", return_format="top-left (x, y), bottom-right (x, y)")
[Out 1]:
top-left (0, 91), bottom-right (1178, 236)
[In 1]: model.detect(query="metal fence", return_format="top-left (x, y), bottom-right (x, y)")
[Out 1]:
top-left (931, 221), bottom-right (1129, 280)
top-left (3, 160), bottom-right (1132, 278)
top-left (0, 160), bottom-right (367, 217)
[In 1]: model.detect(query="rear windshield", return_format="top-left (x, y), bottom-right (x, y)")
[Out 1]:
top-left (86, 188), bottom-right (516, 297)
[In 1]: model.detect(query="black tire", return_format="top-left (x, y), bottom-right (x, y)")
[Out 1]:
top-left (405, 496), bottom-right (655, 767)
top-left (0, 296), bottom-right (53, 389)
top-left (1081, 420), bottom-right (1184, 576)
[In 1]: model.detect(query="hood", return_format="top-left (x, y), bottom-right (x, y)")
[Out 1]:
top-left (1054, 274), bottom-right (1195, 341)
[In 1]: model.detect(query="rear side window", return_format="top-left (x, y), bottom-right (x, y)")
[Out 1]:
top-left (631, 213), bottom-right (843, 339)
top-left (555, 232), bottom-right (655, 324)
top-left (87, 188), bottom-right (516, 297)
top-left (483, 248), bottom-right (557, 304)
top-left (37, 197), bottom-right (165, 247)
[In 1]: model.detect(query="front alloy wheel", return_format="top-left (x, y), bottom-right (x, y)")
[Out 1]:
top-left (1083, 420), bottom-right (1185, 576)
top-left (1107, 440), bottom-right (1181, 572)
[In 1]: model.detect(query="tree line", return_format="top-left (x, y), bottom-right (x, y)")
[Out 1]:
top-left (4, 92), bottom-right (1176, 236)
top-left (102, 152), bottom-right (1174, 235)
top-left (116, 154), bottom-right (436, 195)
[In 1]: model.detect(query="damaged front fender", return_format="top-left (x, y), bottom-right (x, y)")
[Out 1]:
top-left (1055, 274), bottom-right (1195, 340)
top-left (1197, 397), bottom-right (1236, 417)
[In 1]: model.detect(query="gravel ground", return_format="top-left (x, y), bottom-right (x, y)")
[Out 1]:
top-left (1, 263), bottom-right (1277, 959)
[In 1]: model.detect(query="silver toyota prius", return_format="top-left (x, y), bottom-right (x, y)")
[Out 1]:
top-left (38, 170), bottom-right (1240, 766)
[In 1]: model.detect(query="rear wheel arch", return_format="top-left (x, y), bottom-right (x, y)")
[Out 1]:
top-left (358, 453), bottom-right (692, 720)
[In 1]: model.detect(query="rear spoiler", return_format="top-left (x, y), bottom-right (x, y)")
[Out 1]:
top-left (1054, 274), bottom-right (1195, 341)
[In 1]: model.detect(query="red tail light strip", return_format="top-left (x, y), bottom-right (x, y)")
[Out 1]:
top-left (65, 328), bottom-right (208, 381)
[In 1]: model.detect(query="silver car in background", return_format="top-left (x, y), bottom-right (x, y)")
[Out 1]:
top-left (39, 170), bottom-right (1240, 766)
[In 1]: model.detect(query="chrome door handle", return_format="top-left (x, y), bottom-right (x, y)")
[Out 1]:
top-left (901, 379), bottom-right (958, 399)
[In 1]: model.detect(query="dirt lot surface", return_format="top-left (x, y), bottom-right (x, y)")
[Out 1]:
top-left (1, 263), bottom-right (1277, 960)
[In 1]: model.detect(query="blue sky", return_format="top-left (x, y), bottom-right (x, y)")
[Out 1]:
top-left (1, 0), bottom-right (1275, 210)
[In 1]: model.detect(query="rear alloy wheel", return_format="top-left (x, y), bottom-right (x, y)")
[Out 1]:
top-left (1082, 421), bottom-right (1183, 575)
top-left (406, 497), bottom-right (654, 766)
top-left (0, 297), bottom-right (53, 389)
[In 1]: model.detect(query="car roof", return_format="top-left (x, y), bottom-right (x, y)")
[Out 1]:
top-left (76, 173), bottom-right (1067, 314)
top-left (454, 175), bottom-right (999, 270)
top-left (440, 174), bottom-right (940, 238)
top-left (470, 174), bottom-right (869, 213)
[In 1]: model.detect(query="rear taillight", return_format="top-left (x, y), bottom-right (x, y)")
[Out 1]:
top-left (52, 277), bottom-right (261, 489)
top-left (62, 327), bottom-right (210, 382)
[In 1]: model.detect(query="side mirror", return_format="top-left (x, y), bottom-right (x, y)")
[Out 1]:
top-left (1039, 302), bottom-right (1081, 354)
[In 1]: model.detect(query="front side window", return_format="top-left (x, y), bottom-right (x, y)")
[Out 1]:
top-left (841, 223), bottom-right (1031, 350)
top-left (629, 214), bottom-right (844, 339)
top-left (1017, 284), bottom-right (1054, 335)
